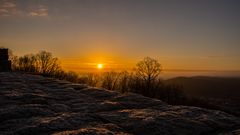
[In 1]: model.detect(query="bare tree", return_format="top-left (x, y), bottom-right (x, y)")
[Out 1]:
top-left (78, 73), bottom-right (100, 87)
top-left (35, 51), bottom-right (60, 75)
top-left (18, 54), bottom-right (37, 72)
top-left (135, 57), bottom-right (162, 95)
top-left (117, 71), bottom-right (130, 93)
top-left (101, 71), bottom-right (121, 90)
top-left (64, 71), bottom-right (79, 83)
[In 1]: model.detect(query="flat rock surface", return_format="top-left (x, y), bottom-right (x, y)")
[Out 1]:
top-left (0, 72), bottom-right (239, 135)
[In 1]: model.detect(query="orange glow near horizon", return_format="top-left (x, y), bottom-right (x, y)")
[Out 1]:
top-left (59, 53), bottom-right (137, 73)
top-left (59, 54), bottom-right (240, 73)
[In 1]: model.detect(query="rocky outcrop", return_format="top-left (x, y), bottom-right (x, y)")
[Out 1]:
top-left (0, 72), bottom-right (239, 135)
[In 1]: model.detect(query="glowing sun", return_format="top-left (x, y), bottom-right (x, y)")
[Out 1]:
top-left (97, 64), bottom-right (103, 69)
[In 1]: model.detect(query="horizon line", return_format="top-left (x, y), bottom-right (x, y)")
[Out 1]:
top-left (162, 69), bottom-right (240, 72)
top-left (62, 66), bottom-right (240, 73)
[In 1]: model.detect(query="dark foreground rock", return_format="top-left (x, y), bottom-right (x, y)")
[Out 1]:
top-left (0, 72), bottom-right (239, 135)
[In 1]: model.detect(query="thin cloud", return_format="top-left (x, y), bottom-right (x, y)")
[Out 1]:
top-left (28, 6), bottom-right (48, 17)
top-left (199, 55), bottom-right (234, 60)
top-left (0, 8), bottom-right (8, 13)
top-left (0, 0), bottom-right (48, 17)
top-left (1, 1), bottom-right (16, 8)
top-left (0, 1), bottom-right (19, 16)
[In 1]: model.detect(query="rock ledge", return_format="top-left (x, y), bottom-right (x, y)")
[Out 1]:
top-left (0, 72), bottom-right (239, 135)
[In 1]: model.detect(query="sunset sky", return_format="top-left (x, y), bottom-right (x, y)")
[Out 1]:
top-left (1, 0), bottom-right (240, 74)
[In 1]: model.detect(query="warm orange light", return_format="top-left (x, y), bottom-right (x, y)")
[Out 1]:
top-left (97, 64), bottom-right (103, 69)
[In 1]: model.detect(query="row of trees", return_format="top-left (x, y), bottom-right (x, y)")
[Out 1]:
top-left (11, 51), bottom-right (61, 75)
top-left (9, 50), bottom-right (229, 115)
top-left (10, 51), bottom-right (185, 104)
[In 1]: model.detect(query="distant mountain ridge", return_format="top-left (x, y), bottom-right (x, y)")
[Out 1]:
top-left (165, 76), bottom-right (240, 98)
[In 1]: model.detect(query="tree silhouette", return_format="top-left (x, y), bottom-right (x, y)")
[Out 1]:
top-left (102, 71), bottom-right (121, 90)
top-left (136, 57), bottom-right (162, 95)
top-left (36, 51), bottom-right (60, 75)
top-left (11, 50), bottom-right (61, 76)
top-left (18, 54), bottom-right (37, 72)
